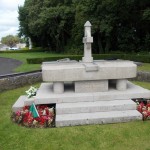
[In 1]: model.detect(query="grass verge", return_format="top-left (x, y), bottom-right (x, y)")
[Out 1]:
top-left (0, 52), bottom-right (62, 72)
top-left (1, 52), bottom-right (150, 73)
top-left (137, 63), bottom-right (150, 72)
top-left (0, 81), bottom-right (150, 150)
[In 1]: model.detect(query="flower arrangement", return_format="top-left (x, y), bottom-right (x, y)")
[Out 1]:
top-left (26, 86), bottom-right (37, 98)
top-left (12, 104), bottom-right (55, 128)
top-left (135, 99), bottom-right (150, 121)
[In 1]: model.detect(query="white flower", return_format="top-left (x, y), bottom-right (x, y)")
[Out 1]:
top-left (49, 107), bottom-right (54, 113)
top-left (26, 86), bottom-right (38, 98)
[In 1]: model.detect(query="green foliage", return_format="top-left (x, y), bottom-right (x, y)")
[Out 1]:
top-left (18, 0), bottom-right (150, 54)
top-left (26, 55), bottom-right (83, 64)
top-left (18, 0), bottom-right (75, 51)
top-left (143, 8), bottom-right (150, 20)
top-left (1, 51), bottom-right (150, 72)
top-left (1, 35), bottom-right (20, 47)
top-left (0, 52), bottom-right (63, 72)
top-left (26, 54), bottom-right (150, 64)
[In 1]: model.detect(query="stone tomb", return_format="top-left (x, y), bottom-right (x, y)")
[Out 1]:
top-left (12, 21), bottom-right (150, 127)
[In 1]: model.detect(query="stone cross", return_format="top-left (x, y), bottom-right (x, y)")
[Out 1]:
top-left (82, 21), bottom-right (93, 63)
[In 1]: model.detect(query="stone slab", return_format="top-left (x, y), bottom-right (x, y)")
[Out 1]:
top-left (116, 79), bottom-right (127, 91)
top-left (35, 82), bottom-right (150, 104)
top-left (56, 100), bottom-right (136, 115)
top-left (56, 110), bottom-right (142, 127)
top-left (83, 63), bottom-right (98, 72)
top-left (24, 97), bottom-right (35, 106)
top-left (12, 95), bottom-right (26, 112)
top-left (75, 80), bottom-right (108, 93)
top-left (94, 82), bottom-right (150, 101)
top-left (35, 83), bottom-right (93, 104)
top-left (42, 60), bottom-right (137, 82)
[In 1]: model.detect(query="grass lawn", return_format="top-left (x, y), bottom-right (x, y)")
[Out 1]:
top-left (0, 81), bottom-right (150, 150)
top-left (137, 63), bottom-right (150, 72)
top-left (1, 52), bottom-right (150, 73)
top-left (0, 52), bottom-right (63, 72)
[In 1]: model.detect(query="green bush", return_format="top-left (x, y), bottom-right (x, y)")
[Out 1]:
top-left (93, 54), bottom-right (125, 60)
top-left (26, 54), bottom-right (150, 64)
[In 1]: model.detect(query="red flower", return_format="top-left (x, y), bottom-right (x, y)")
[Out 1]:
top-left (16, 111), bottom-right (21, 116)
top-left (27, 112), bottom-right (34, 124)
top-left (137, 102), bottom-right (145, 113)
top-left (23, 112), bottom-right (32, 123)
top-left (146, 103), bottom-right (150, 112)
top-left (45, 108), bottom-right (49, 115)
top-left (12, 103), bottom-right (55, 127)
top-left (142, 109), bottom-right (149, 120)
top-left (23, 106), bottom-right (30, 111)
top-left (39, 116), bottom-right (46, 125)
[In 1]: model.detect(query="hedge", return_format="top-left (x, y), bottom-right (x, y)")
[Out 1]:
top-left (26, 54), bottom-right (150, 64)
top-left (27, 55), bottom-right (83, 64)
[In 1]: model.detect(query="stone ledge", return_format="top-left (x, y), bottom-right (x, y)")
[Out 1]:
top-left (42, 60), bottom-right (137, 82)
top-left (56, 110), bottom-right (142, 127)
top-left (56, 100), bottom-right (136, 115)
top-left (12, 95), bottom-right (26, 112)
top-left (34, 81), bottom-right (150, 105)
top-left (1, 71), bottom-right (150, 92)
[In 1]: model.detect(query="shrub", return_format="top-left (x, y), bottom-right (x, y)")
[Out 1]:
top-left (27, 55), bottom-right (83, 64)
top-left (26, 54), bottom-right (150, 64)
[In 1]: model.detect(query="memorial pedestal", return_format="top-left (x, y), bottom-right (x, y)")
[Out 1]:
top-left (12, 21), bottom-right (150, 127)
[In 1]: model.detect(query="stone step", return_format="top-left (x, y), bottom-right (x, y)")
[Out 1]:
top-left (56, 110), bottom-right (142, 127)
top-left (56, 100), bottom-right (136, 115)
top-left (35, 82), bottom-right (150, 105)
top-left (24, 96), bottom-right (35, 106)
top-left (12, 95), bottom-right (35, 112)
top-left (12, 95), bottom-right (26, 112)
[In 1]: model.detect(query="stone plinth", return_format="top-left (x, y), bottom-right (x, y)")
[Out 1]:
top-left (42, 60), bottom-right (137, 82)
top-left (12, 21), bottom-right (149, 127)
top-left (56, 100), bottom-right (137, 115)
top-left (53, 82), bottom-right (64, 94)
top-left (33, 82), bottom-right (150, 105)
top-left (56, 110), bottom-right (142, 127)
top-left (116, 79), bottom-right (127, 91)
top-left (75, 80), bottom-right (108, 93)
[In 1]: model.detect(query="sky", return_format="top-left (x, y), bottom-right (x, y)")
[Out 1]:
top-left (0, 0), bottom-right (25, 41)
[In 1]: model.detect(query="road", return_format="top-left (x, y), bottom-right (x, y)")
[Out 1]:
top-left (0, 57), bottom-right (22, 75)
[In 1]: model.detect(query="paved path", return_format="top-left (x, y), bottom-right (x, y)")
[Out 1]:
top-left (0, 57), bottom-right (22, 75)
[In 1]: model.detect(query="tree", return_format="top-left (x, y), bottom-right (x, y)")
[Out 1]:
top-left (1, 35), bottom-right (20, 48)
top-left (18, 0), bottom-right (150, 54)
top-left (18, 0), bottom-right (75, 51)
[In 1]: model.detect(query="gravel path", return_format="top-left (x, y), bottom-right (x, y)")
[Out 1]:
top-left (0, 57), bottom-right (22, 75)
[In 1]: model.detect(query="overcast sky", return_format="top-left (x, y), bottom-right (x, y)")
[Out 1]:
top-left (0, 0), bottom-right (25, 41)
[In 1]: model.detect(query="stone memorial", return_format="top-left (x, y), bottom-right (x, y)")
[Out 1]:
top-left (12, 21), bottom-right (150, 127)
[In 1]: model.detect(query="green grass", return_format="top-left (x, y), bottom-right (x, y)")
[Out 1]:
top-left (0, 52), bottom-right (63, 72)
top-left (1, 52), bottom-right (150, 73)
top-left (137, 63), bottom-right (150, 72)
top-left (132, 81), bottom-right (150, 89)
top-left (0, 81), bottom-right (150, 150)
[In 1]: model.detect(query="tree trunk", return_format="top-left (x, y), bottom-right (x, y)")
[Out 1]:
top-left (97, 33), bottom-right (104, 54)
top-left (105, 36), bottom-right (111, 54)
